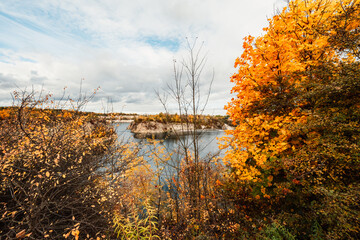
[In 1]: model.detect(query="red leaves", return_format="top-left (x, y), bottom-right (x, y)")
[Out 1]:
top-left (292, 179), bottom-right (300, 185)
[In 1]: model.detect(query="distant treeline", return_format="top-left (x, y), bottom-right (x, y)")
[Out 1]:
top-left (133, 112), bottom-right (232, 127)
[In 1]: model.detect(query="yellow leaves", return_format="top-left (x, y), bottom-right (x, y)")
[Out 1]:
top-left (54, 154), bottom-right (60, 165)
top-left (0, 108), bottom-right (11, 120)
top-left (261, 186), bottom-right (266, 195)
top-left (0, 93), bottom-right (123, 238)
top-left (63, 231), bottom-right (71, 239)
top-left (278, 141), bottom-right (288, 148)
top-left (62, 111), bottom-right (72, 118)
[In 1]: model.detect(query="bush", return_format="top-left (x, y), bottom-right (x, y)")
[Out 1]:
top-left (0, 91), bottom-right (132, 239)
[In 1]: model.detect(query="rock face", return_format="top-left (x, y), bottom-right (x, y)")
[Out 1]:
top-left (128, 121), bottom-right (168, 138)
top-left (128, 121), bottom-right (228, 139)
top-left (222, 123), bottom-right (234, 131)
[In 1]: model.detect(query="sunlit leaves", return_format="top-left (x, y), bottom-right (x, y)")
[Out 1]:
top-left (222, 0), bottom-right (360, 238)
top-left (224, 0), bottom-right (360, 182)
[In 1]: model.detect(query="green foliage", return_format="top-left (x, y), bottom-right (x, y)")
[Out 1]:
top-left (113, 199), bottom-right (160, 240)
top-left (310, 220), bottom-right (324, 240)
top-left (261, 223), bottom-right (296, 240)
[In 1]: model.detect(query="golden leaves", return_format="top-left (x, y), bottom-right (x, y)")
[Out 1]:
top-left (0, 96), bottom-right (121, 238)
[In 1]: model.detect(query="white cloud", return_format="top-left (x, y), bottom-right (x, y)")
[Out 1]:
top-left (0, 0), bottom-right (288, 114)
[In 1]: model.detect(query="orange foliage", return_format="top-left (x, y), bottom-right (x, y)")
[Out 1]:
top-left (221, 0), bottom-right (360, 238)
top-left (222, 0), bottom-right (359, 181)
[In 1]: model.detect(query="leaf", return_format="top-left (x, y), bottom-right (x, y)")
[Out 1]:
top-left (15, 230), bottom-right (26, 239)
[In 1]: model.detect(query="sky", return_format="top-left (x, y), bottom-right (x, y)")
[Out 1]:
top-left (0, 0), bottom-right (287, 115)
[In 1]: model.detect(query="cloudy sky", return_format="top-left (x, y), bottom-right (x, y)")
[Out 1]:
top-left (0, 0), bottom-right (287, 114)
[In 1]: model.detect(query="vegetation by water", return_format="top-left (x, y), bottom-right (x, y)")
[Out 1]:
top-left (1, 0), bottom-right (360, 239)
top-left (133, 113), bottom-right (231, 128)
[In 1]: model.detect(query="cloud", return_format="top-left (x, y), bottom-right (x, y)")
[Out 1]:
top-left (0, 73), bottom-right (20, 88)
top-left (0, 0), bottom-right (288, 114)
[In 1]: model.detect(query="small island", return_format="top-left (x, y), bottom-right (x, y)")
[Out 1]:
top-left (127, 113), bottom-right (234, 139)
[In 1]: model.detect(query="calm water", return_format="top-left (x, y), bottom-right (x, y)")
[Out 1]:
top-left (115, 122), bottom-right (226, 160)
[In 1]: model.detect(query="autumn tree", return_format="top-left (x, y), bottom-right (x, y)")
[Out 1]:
top-left (223, 0), bottom-right (360, 238)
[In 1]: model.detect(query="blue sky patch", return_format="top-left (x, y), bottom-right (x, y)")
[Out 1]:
top-left (0, 11), bottom-right (48, 35)
top-left (19, 56), bottom-right (36, 63)
top-left (0, 41), bottom-right (12, 50)
top-left (143, 36), bottom-right (180, 52)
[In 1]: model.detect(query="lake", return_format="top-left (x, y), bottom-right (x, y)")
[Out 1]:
top-left (114, 122), bottom-right (226, 162)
